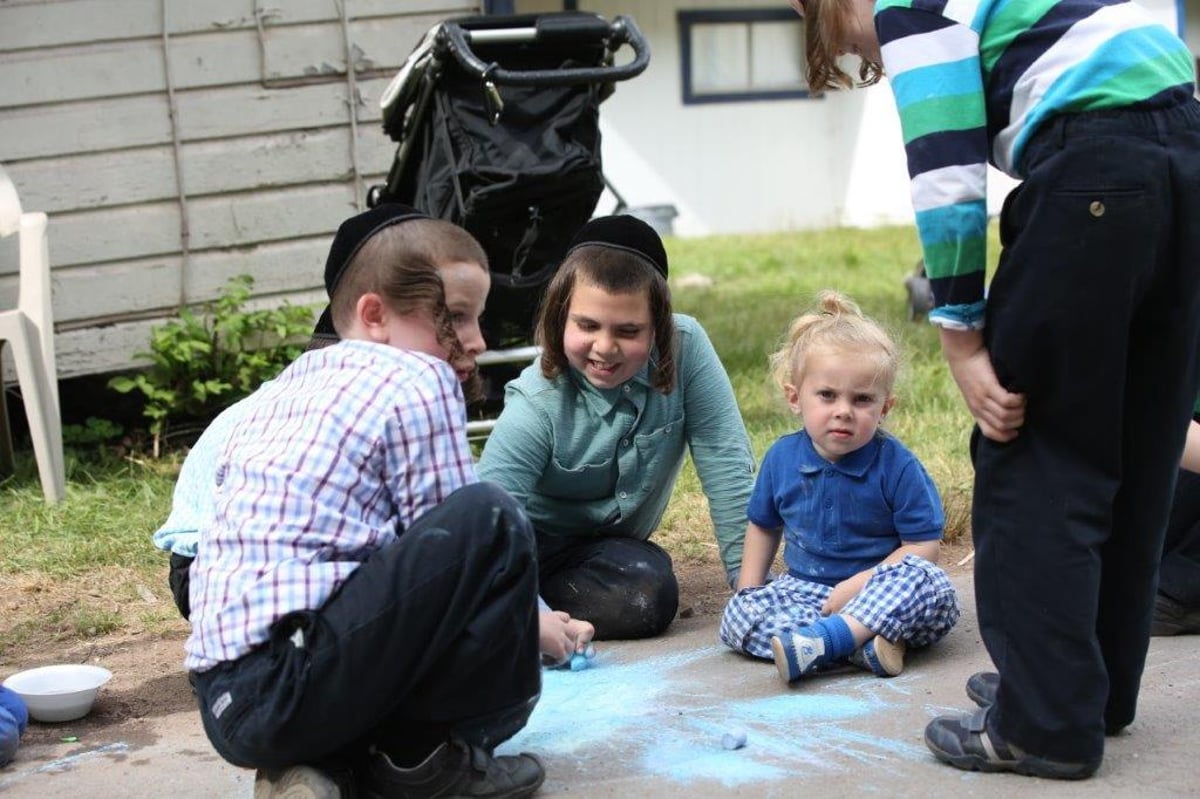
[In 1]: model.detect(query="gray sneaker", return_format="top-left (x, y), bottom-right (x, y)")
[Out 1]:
top-left (254, 765), bottom-right (346, 799)
top-left (364, 739), bottom-right (544, 798)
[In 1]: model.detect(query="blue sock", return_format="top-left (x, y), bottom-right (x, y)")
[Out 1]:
top-left (811, 615), bottom-right (856, 660)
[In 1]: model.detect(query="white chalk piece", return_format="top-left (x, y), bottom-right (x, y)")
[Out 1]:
top-left (569, 653), bottom-right (589, 671)
top-left (584, 644), bottom-right (596, 659)
top-left (721, 729), bottom-right (748, 750)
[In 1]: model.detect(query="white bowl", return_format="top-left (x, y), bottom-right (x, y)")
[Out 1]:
top-left (3, 664), bottom-right (113, 723)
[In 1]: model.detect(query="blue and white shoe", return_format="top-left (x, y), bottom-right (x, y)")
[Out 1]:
top-left (770, 631), bottom-right (831, 683)
top-left (848, 636), bottom-right (906, 677)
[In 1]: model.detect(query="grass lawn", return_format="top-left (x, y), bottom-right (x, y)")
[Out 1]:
top-left (0, 223), bottom-right (993, 657)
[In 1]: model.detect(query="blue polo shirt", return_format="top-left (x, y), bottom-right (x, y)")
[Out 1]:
top-left (748, 430), bottom-right (944, 586)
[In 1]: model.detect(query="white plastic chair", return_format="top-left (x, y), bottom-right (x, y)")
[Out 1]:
top-left (0, 163), bottom-right (65, 502)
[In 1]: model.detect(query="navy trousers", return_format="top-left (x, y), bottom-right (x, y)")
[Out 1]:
top-left (191, 482), bottom-right (541, 771)
top-left (1160, 465), bottom-right (1200, 608)
top-left (974, 101), bottom-right (1200, 764)
top-left (537, 534), bottom-right (679, 640)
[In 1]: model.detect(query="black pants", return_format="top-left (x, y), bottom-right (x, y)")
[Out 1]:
top-left (191, 482), bottom-right (541, 771)
top-left (1160, 466), bottom-right (1200, 608)
top-left (537, 534), bottom-right (678, 640)
top-left (168, 552), bottom-right (193, 621)
top-left (973, 102), bottom-right (1200, 765)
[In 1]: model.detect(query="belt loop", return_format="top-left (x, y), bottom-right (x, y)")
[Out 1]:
top-left (1152, 109), bottom-right (1169, 145)
top-left (1054, 114), bottom-right (1068, 149)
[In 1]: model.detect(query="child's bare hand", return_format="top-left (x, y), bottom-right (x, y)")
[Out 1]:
top-left (564, 617), bottom-right (595, 652)
top-left (822, 579), bottom-right (857, 615)
top-left (939, 328), bottom-right (1026, 442)
top-left (539, 611), bottom-right (595, 665)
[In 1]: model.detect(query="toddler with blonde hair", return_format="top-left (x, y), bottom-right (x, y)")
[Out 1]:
top-left (721, 291), bottom-right (959, 681)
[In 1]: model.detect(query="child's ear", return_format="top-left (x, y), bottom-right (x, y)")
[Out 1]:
top-left (355, 293), bottom-right (391, 343)
top-left (783, 383), bottom-right (803, 416)
top-left (881, 395), bottom-right (897, 418)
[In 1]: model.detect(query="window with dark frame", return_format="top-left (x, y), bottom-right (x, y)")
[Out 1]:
top-left (678, 8), bottom-right (811, 105)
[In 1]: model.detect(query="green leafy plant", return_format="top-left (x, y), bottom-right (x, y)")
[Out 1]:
top-left (108, 275), bottom-right (315, 454)
top-left (61, 417), bottom-right (124, 448)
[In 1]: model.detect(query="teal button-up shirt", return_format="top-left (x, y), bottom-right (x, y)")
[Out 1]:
top-left (478, 314), bottom-right (755, 580)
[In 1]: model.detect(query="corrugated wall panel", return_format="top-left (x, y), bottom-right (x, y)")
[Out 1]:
top-left (0, 0), bottom-right (480, 380)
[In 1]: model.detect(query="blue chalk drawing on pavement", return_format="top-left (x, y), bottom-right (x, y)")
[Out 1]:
top-left (497, 645), bottom-right (927, 786)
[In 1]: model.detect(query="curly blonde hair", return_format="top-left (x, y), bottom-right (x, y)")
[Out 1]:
top-left (769, 290), bottom-right (898, 395)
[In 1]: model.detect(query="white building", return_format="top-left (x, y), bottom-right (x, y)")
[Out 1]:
top-left (0, 0), bottom-right (1195, 379)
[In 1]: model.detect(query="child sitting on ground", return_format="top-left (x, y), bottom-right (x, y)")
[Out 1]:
top-left (185, 204), bottom-right (546, 799)
top-left (152, 227), bottom-right (594, 666)
top-left (477, 215), bottom-right (756, 640)
top-left (720, 291), bottom-right (959, 681)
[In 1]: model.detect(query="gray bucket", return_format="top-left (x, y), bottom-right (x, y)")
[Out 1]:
top-left (627, 204), bottom-right (678, 237)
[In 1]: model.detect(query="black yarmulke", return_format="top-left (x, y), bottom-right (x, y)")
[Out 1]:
top-left (312, 203), bottom-right (430, 338)
top-left (565, 214), bottom-right (668, 278)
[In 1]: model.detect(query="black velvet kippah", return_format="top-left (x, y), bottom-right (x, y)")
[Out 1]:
top-left (565, 214), bottom-right (668, 278)
top-left (312, 203), bottom-right (430, 339)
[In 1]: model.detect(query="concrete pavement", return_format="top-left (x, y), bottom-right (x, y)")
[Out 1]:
top-left (2, 571), bottom-right (1197, 797)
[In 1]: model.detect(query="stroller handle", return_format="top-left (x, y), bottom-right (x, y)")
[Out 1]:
top-left (439, 14), bottom-right (650, 87)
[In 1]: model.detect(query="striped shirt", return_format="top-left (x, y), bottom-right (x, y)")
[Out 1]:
top-left (185, 340), bottom-right (475, 671)
top-left (876, 0), bottom-right (1195, 328)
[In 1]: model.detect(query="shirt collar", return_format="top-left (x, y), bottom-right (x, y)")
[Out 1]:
top-left (796, 430), bottom-right (883, 477)
top-left (569, 364), bottom-right (652, 418)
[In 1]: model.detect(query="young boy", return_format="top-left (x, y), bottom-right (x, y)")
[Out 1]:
top-left (185, 204), bottom-right (545, 798)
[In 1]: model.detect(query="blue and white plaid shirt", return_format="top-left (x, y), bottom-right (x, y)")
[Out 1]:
top-left (185, 340), bottom-right (475, 672)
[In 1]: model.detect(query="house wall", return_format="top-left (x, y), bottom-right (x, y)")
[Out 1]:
top-left (518, 0), bottom-right (1191, 236)
top-left (1, 0), bottom-right (1195, 381)
top-left (0, 0), bottom-right (479, 380)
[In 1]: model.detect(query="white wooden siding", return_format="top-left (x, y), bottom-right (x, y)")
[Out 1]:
top-left (0, 0), bottom-right (479, 380)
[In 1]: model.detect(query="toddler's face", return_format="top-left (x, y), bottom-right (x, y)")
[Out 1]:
top-left (563, 280), bottom-right (653, 390)
top-left (786, 347), bottom-right (893, 462)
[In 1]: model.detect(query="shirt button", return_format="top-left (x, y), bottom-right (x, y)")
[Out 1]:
top-left (622, 439), bottom-right (629, 447)
top-left (619, 491), bottom-right (628, 499)
top-left (665, 426), bottom-right (672, 433)
top-left (824, 499), bottom-right (833, 509)
top-left (1089, 200), bottom-right (1105, 217)
top-left (623, 385), bottom-right (631, 393)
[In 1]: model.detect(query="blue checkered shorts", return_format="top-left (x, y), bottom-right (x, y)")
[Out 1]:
top-left (719, 554), bottom-right (960, 659)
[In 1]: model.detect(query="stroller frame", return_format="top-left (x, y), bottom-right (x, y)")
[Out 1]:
top-left (368, 11), bottom-right (650, 436)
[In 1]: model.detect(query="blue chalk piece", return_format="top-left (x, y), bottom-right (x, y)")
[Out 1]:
top-left (569, 653), bottom-right (589, 671)
top-left (721, 728), bottom-right (748, 750)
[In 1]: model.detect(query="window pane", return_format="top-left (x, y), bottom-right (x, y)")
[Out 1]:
top-left (692, 22), bottom-right (750, 92)
top-left (750, 20), bottom-right (806, 91)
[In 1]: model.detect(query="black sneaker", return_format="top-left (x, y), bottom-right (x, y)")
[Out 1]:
top-left (1151, 593), bottom-right (1200, 636)
top-left (363, 739), bottom-right (544, 798)
top-left (925, 707), bottom-right (1099, 780)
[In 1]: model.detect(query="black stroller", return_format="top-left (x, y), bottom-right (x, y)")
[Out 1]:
top-left (367, 11), bottom-right (649, 434)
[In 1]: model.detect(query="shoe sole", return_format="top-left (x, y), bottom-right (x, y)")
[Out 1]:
top-left (770, 636), bottom-right (796, 684)
top-left (868, 638), bottom-right (905, 677)
top-left (254, 766), bottom-right (342, 799)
